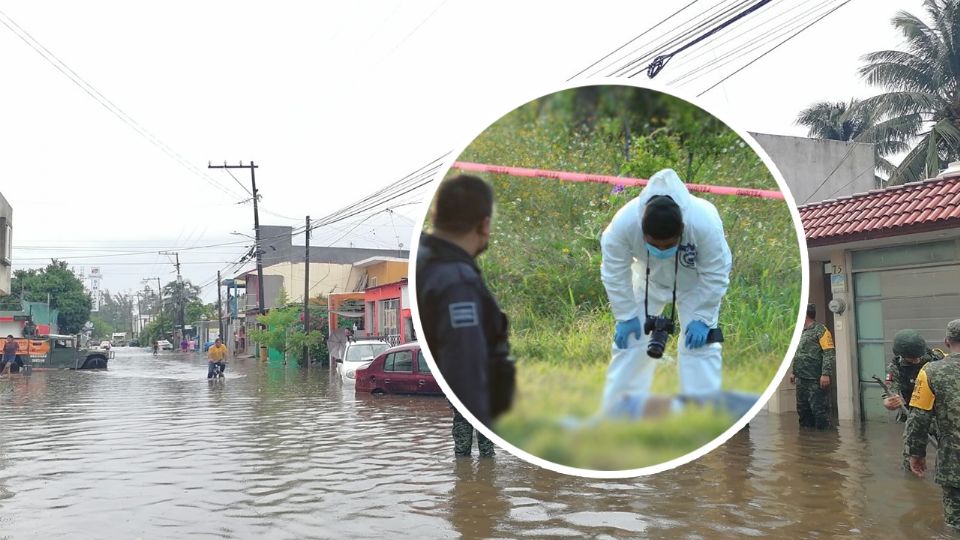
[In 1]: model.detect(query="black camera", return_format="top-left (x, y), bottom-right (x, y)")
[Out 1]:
top-left (643, 315), bottom-right (675, 359)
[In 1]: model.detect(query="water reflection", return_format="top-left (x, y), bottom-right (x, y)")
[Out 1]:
top-left (0, 348), bottom-right (954, 538)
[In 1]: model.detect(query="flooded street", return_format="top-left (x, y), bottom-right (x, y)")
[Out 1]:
top-left (0, 347), bottom-right (952, 538)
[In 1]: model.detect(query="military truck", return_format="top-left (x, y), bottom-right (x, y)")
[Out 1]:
top-left (11, 334), bottom-right (111, 371)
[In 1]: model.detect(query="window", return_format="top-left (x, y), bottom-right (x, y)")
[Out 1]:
top-left (417, 350), bottom-right (430, 373)
top-left (379, 298), bottom-right (400, 339)
top-left (384, 350), bottom-right (413, 372)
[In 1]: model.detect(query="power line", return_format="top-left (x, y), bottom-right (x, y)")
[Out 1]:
top-left (0, 9), bottom-right (246, 201)
top-left (613, 0), bottom-right (754, 77)
top-left (695, 0), bottom-right (855, 96)
top-left (669, 0), bottom-right (837, 87)
top-left (637, 0), bottom-right (775, 79)
top-left (567, 0), bottom-right (702, 80)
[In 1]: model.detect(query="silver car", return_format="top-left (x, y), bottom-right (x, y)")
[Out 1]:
top-left (336, 340), bottom-right (391, 382)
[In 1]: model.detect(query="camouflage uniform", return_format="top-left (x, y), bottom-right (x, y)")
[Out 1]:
top-left (792, 322), bottom-right (835, 429)
top-left (886, 341), bottom-right (945, 423)
top-left (905, 347), bottom-right (960, 530)
top-left (453, 408), bottom-right (495, 457)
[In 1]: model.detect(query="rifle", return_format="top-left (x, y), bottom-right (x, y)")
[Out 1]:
top-left (872, 375), bottom-right (938, 449)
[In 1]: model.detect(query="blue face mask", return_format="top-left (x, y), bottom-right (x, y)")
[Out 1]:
top-left (646, 243), bottom-right (678, 259)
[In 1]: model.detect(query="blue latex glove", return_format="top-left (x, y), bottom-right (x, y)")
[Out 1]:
top-left (685, 320), bottom-right (710, 349)
top-left (614, 317), bottom-right (643, 349)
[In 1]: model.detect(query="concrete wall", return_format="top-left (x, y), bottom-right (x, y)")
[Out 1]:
top-left (0, 193), bottom-right (11, 295)
top-left (366, 261), bottom-right (407, 287)
top-left (755, 133), bottom-right (874, 420)
top-left (752, 133), bottom-right (875, 206)
top-left (261, 262), bottom-right (366, 303)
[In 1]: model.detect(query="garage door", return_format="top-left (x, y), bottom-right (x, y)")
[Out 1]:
top-left (853, 241), bottom-right (960, 422)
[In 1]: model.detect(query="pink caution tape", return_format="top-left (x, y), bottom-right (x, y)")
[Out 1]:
top-left (452, 161), bottom-right (784, 200)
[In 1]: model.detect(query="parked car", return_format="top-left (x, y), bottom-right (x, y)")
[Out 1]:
top-left (336, 339), bottom-right (391, 382)
top-left (355, 342), bottom-right (441, 395)
top-left (156, 339), bottom-right (174, 351)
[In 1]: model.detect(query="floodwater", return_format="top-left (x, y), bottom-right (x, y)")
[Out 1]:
top-left (0, 347), bottom-right (952, 539)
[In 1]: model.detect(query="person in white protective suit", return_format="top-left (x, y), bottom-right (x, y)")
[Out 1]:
top-left (600, 168), bottom-right (732, 414)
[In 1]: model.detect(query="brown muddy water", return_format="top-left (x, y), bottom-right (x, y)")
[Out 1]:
top-left (0, 347), bottom-right (952, 539)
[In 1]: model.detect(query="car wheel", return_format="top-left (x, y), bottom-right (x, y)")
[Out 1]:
top-left (83, 356), bottom-right (107, 369)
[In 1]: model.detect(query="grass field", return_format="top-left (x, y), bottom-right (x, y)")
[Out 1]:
top-left (438, 87), bottom-right (802, 471)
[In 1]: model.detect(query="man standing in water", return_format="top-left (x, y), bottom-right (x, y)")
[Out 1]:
top-left (905, 319), bottom-right (960, 531)
top-left (417, 174), bottom-right (514, 457)
top-left (790, 303), bottom-right (835, 430)
top-left (1, 335), bottom-right (18, 376)
top-left (884, 330), bottom-right (945, 419)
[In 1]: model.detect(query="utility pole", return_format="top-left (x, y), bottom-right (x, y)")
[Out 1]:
top-left (217, 270), bottom-right (224, 342)
top-left (303, 215), bottom-right (310, 367)
top-left (159, 251), bottom-right (184, 343)
top-left (208, 161), bottom-right (265, 318)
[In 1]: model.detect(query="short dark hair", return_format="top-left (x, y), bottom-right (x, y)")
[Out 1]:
top-left (431, 175), bottom-right (494, 234)
top-left (806, 303), bottom-right (816, 319)
top-left (6, 335), bottom-right (12, 339)
top-left (642, 196), bottom-right (683, 240)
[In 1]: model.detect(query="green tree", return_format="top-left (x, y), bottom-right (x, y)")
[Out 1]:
top-left (796, 98), bottom-right (916, 182)
top-left (247, 290), bottom-right (329, 365)
top-left (89, 315), bottom-right (114, 340)
top-left (140, 312), bottom-right (174, 345)
top-left (3, 260), bottom-right (91, 333)
top-left (859, 0), bottom-right (960, 184)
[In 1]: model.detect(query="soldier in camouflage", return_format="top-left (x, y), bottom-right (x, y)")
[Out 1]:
top-left (453, 405), bottom-right (495, 457)
top-left (884, 329), bottom-right (945, 422)
top-left (790, 304), bottom-right (835, 430)
top-left (905, 319), bottom-right (960, 530)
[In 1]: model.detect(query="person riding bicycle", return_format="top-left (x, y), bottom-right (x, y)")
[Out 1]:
top-left (207, 338), bottom-right (228, 379)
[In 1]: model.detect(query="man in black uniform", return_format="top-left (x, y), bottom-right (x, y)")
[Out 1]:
top-left (417, 174), bottom-right (514, 456)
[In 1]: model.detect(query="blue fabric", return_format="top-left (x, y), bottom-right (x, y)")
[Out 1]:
top-left (645, 243), bottom-right (678, 259)
top-left (614, 317), bottom-right (643, 349)
top-left (685, 320), bottom-right (710, 349)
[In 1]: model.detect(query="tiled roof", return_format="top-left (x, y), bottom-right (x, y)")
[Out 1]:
top-left (800, 175), bottom-right (960, 246)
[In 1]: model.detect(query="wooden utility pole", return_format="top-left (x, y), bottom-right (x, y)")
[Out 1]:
top-left (216, 270), bottom-right (224, 341)
top-left (303, 215), bottom-right (310, 367)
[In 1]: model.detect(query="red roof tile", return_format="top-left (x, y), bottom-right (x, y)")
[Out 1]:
top-left (800, 176), bottom-right (960, 245)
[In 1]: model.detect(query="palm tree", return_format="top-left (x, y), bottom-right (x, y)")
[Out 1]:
top-left (859, 0), bottom-right (960, 185)
top-left (796, 98), bottom-right (914, 182)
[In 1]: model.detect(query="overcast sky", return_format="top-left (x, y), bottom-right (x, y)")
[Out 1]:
top-left (0, 0), bottom-right (925, 302)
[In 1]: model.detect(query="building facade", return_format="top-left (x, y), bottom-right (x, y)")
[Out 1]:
top-left (789, 163), bottom-right (960, 422)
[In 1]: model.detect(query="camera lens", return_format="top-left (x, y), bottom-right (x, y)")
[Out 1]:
top-left (647, 330), bottom-right (667, 358)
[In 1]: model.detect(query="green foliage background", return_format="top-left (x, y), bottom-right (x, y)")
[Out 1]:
top-left (440, 86), bottom-right (802, 470)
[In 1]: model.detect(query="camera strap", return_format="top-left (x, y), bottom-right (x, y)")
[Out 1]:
top-left (644, 250), bottom-right (680, 325)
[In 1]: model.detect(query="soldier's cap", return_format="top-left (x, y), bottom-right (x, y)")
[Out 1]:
top-left (948, 320), bottom-right (960, 342)
top-left (893, 329), bottom-right (925, 358)
top-left (806, 303), bottom-right (816, 318)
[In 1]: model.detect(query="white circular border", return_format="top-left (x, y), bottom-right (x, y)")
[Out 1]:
top-left (407, 76), bottom-right (810, 479)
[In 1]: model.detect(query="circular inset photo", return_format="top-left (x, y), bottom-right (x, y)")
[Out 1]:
top-left (412, 83), bottom-right (806, 475)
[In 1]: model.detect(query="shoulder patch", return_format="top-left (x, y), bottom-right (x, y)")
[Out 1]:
top-left (819, 328), bottom-right (835, 351)
top-left (910, 367), bottom-right (935, 411)
top-left (449, 302), bottom-right (479, 328)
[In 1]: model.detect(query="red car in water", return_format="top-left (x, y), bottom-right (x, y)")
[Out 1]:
top-left (354, 342), bottom-right (442, 395)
